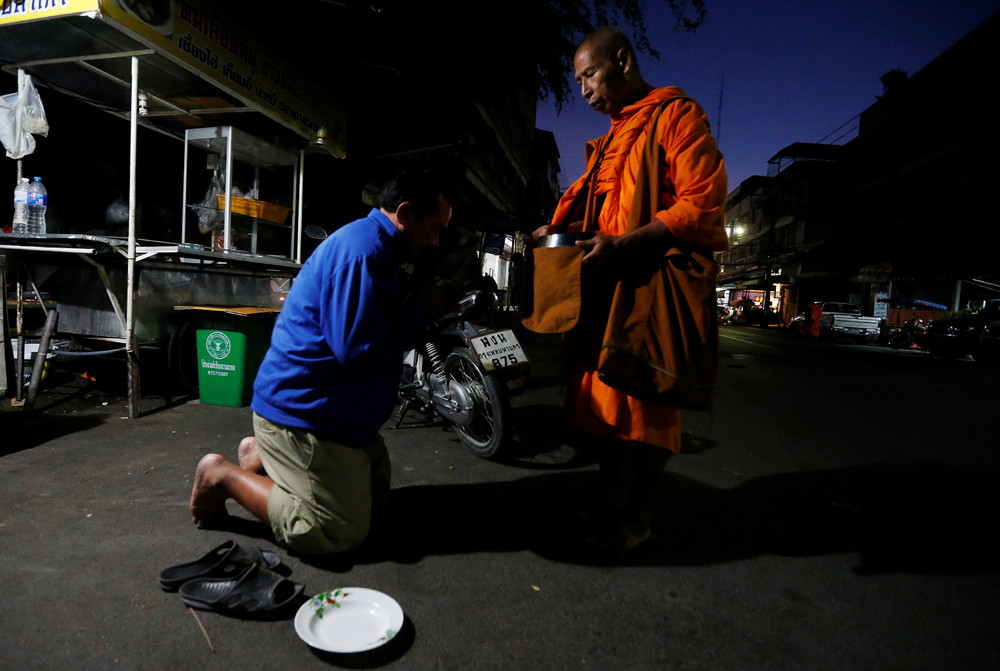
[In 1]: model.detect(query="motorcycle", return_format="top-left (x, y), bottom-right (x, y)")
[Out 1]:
top-left (886, 317), bottom-right (927, 350)
top-left (393, 276), bottom-right (528, 459)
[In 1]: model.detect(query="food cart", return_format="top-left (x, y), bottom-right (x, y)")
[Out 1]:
top-left (0, 0), bottom-right (347, 416)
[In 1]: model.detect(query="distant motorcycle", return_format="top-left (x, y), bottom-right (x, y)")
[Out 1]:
top-left (886, 318), bottom-right (927, 350)
top-left (394, 277), bottom-right (527, 459)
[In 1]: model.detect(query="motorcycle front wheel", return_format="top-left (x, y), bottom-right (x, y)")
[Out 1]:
top-left (444, 346), bottom-right (509, 459)
top-left (887, 332), bottom-right (911, 349)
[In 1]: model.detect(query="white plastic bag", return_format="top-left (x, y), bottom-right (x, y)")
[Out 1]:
top-left (0, 92), bottom-right (32, 159)
top-left (0, 75), bottom-right (48, 159)
top-left (105, 195), bottom-right (130, 225)
top-left (20, 76), bottom-right (49, 136)
top-left (190, 170), bottom-right (245, 234)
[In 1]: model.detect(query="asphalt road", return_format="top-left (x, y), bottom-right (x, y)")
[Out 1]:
top-left (1, 326), bottom-right (998, 670)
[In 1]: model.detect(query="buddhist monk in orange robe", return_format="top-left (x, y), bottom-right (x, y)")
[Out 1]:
top-left (806, 302), bottom-right (823, 338)
top-left (532, 28), bottom-right (728, 551)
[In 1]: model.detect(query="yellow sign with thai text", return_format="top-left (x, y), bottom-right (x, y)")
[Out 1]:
top-left (99, 0), bottom-right (347, 156)
top-left (0, 0), bottom-right (99, 25)
top-left (1, 0), bottom-right (347, 156)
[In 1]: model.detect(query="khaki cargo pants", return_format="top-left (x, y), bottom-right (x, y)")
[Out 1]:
top-left (253, 412), bottom-right (390, 556)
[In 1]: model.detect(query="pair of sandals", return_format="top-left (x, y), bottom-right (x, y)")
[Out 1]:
top-left (159, 540), bottom-right (304, 619)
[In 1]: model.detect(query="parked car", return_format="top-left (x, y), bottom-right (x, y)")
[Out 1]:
top-left (786, 302), bottom-right (881, 342)
top-left (923, 301), bottom-right (1000, 363)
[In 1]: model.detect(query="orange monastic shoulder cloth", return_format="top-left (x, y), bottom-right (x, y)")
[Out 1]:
top-left (552, 86), bottom-right (728, 452)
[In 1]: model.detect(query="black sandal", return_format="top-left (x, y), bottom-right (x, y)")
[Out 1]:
top-left (158, 540), bottom-right (282, 591)
top-left (178, 563), bottom-right (304, 619)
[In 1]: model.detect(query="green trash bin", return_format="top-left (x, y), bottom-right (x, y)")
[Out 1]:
top-left (178, 306), bottom-right (278, 408)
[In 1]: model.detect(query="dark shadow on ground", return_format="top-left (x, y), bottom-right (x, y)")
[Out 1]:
top-left (2, 352), bottom-right (196, 422)
top-left (503, 406), bottom-right (716, 467)
top-left (502, 404), bottom-right (594, 469)
top-left (328, 462), bottom-right (999, 576)
top-left (1, 411), bottom-right (107, 454)
top-left (387, 399), bottom-right (595, 469)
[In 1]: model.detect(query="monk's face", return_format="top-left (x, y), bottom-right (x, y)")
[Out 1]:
top-left (574, 42), bottom-right (629, 115)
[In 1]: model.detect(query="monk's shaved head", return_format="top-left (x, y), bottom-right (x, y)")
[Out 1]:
top-left (574, 27), bottom-right (648, 114)
top-left (580, 28), bottom-right (636, 66)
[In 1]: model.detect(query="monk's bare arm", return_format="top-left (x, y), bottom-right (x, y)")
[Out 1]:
top-left (576, 220), bottom-right (674, 271)
top-left (651, 100), bottom-right (727, 250)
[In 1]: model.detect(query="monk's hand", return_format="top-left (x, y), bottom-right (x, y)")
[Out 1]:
top-left (530, 224), bottom-right (558, 244)
top-left (530, 221), bottom-right (585, 244)
top-left (577, 234), bottom-right (620, 272)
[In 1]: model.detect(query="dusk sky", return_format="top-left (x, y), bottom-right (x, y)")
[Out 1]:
top-left (536, 0), bottom-right (999, 192)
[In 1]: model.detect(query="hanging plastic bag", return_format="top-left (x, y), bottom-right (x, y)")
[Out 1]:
top-left (192, 170), bottom-right (225, 234)
top-left (190, 169), bottom-right (247, 235)
top-left (105, 195), bottom-right (130, 225)
top-left (0, 74), bottom-right (48, 159)
top-left (0, 92), bottom-right (33, 159)
top-left (19, 75), bottom-right (48, 136)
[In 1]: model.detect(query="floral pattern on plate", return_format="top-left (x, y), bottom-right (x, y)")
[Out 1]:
top-left (310, 589), bottom-right (351, 619)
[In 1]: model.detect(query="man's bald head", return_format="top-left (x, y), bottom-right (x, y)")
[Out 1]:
top-left (574, 28), bottom-right (648, 115)
top-left (579, 28), bottom-right (636, 67)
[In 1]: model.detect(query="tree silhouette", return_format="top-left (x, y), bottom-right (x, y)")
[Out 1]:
top-left (227, 1), bottom-right (706, 111)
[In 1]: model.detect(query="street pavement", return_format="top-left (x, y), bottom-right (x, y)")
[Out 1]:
top-left (1, 325), bottom-right (998, 670)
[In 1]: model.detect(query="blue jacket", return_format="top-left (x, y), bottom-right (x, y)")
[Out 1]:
top-left (252, 208), bottom-right (431, 445)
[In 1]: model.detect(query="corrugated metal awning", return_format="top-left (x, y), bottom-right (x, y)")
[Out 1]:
top-left (1, 1), bottom-right (347, 157)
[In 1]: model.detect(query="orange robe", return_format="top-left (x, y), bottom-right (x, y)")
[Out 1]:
top-left (806, 303), bottom-right (823, 337)
top-left (551, 86), bottom-right (728, 452)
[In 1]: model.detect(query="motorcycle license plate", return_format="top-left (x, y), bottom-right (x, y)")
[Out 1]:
top-left (471, 329), bottom-right (529, 371)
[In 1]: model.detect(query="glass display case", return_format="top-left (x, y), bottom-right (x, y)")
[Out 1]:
top-left (182, 126), bottom-right (299, 258)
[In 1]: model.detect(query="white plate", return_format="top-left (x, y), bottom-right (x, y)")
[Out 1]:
top-left (471, 329), bottom-right (529, 370)
top-left (294, 588), bottom-right (403, 654)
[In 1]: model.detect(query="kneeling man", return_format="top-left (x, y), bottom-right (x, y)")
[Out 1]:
top-left (190, 171), bottom-right (452, 555)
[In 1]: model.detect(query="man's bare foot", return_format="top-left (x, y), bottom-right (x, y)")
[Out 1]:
top-left (190, 453), bottom-right (231, 527)
top-left (237, 436), bottom-right (265, 474)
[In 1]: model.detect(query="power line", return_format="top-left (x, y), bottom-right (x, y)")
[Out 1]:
top-left (818, 113), bottom-right (861, 144)
top-left (716, 73), bottom-right (724, 146)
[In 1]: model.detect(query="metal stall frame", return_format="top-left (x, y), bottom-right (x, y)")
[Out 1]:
top-left (181, 125), bottom-right (301, 258)
top-left (1, 1), bottom-right (346, 417)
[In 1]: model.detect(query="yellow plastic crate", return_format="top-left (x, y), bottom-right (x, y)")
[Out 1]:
top-left (216, 195), bottom-right (290, 225)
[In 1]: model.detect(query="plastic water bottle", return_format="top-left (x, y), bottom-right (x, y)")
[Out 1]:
top-left (12, 177), bottom-right (29, 234)
top-left (26, 176), bottom-right (47, 235)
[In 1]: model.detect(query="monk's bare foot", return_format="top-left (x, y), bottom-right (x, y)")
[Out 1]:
top-left (237, 436), bottom-right (265, 474)
top-left (190, 453), bottom-right (231, 527)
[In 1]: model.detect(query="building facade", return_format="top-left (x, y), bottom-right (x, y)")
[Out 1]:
top-left (719, 12), bottom-right (999, 325)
